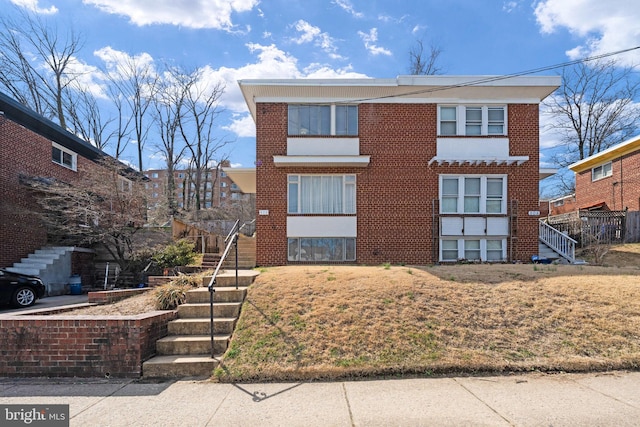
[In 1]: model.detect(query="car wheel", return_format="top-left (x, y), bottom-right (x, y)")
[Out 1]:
top-left (12, 287), bottom-right (36, 307)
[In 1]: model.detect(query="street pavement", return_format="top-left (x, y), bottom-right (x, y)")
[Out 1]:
top-left (1, 370), bottom-right (639, 426)
top-left (0, 294), bottom-right (89, 314)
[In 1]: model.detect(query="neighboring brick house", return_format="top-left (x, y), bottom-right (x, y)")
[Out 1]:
top-left (0, 91), bottom-right (114, 273)
top-left (144, 161), bottom-right (246, 211)
top-left (542, 193), bottom-right (578, 216)
top-left (238, 76), bottom-right (560, 266)
top-left (569, 134), bottom-right (640, 212)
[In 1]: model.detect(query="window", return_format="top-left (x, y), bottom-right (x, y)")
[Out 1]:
top-left (288, 238), bottom-right (356, 262)
top-left (553, 199), bottom-right (565, 207)
top-left (441, 238), bottom-right (506, 262)
top-left (177, 173), bottom-right (184, 179)
top-left (440, 175), bottom-right (506, 214)
top-left (51, 143), bottom-right (76, 170)
top-left (151, 172), bottom-right (159, 179)
top-left (120, 178), bottom-right (132, 192)
top-left (592, 162), bottom-right (612, 181)
top-left (439, 105), bottom-right (506, 136)
top-left (220, 192), bottom-right (226, 198)
top-left (220, 182), bottom-right (227, 188)
top-left (288, 104), bottom-right (358, 136)
top-left (205, 202), bottom-right (212, 208)
top-left (220, 171), bottom-right (226, 178)
top-left (288, 175), bottom-right (356, 214)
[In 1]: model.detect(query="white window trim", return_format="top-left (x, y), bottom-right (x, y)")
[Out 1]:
top-left (288, 174), bottom-right (357, 215)
top-left (52, 142), bottom-right (77, 171)
top-left (439, 174), bottom-right (507, 215)
top-left (591, 162), bottom-right (612, 181)
top-left (288, 104), bottom-right (358, 136)
top-left (438, 105), bottom-right (507, 136)
top-left (439, 238), bottom-right (507, 262)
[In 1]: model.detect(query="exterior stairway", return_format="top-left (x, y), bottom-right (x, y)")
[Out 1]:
top-left (200, 234), bottom-right (256, 269)
top-left (142, 270), bottom-right (259, 378)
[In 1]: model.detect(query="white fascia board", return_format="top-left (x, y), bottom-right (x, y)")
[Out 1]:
top-left (254, 96), bottom-right (547, 105)
top-left (273, 155), bottom-right (370, 167)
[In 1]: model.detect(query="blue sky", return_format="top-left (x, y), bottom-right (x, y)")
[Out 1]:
top-left (4, 0), bottom-right (640, 175)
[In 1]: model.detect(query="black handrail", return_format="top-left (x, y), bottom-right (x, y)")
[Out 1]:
top-left (207, 219), bottom-right (241, 359)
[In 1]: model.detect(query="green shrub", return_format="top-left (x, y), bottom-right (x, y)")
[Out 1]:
top-left (152, 239), bottom-right (197, 268)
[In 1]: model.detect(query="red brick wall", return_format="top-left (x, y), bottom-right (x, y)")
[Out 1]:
top-left (575, 152), bottom-right (640, 211)
top-left (255, 103), bottom-right (541, 265)
top-left (0, 311), bottom-right (176, 378)
top-left (0, 119), bottom-right (93, 267)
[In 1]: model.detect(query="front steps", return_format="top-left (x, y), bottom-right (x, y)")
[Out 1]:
top-left (142, 270), bottom-right (258, 378)
top-left (200, 235), bottom-right (256, 269)
top-left (5, 246), bottom-right (90, 296)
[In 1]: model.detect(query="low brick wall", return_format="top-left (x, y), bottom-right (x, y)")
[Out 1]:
top-left (147, 276), bottom-right (175, 287)
top-left (0, 311), bottom-right (177, 378)
top-left (88, 288), bottom-right (150, 304)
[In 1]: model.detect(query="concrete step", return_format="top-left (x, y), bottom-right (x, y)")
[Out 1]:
top-left (177, 302), bottom-right (241, 318)
top-left (12, 262), bottom-right (48, 271)
top-left (23, 255), bottom-right (55, 265)
top-left (4, 267), bottom-right (41, 276)
top-left (186, 287), bottom-right (247, 304)
top-left (156, 335), bottom-right (230, 355)
top-left (168, 318), bottom-right (237, 335)
top-left (142, 355), bottom-right (220, 378)
top-left (200, 271), bottom-right (259, 287)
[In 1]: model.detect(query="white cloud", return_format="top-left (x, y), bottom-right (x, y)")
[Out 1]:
top-left (291, 20), bottom-right (343, 59)
top-left (502, 1), bottom-right (520, 13)
top-left (333, 0), bottom-right (363, 18)
top-left (534, 0), bottom-right (640, 66)
top-left (10, 0), bottom-right (57, 14)
top-left (83, 0), bottom-right (258, 30)
top-left (223, 113), bottom-right (255, 137)
top-left (358, 28), bottom-right (392, 56)
top-left (303, 63), bottom-right (368, 79)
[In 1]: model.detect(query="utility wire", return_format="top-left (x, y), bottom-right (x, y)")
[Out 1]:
top-left (341, 45), bottom-right (640, 103)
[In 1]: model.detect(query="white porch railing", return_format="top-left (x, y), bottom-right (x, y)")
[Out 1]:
top-left (539, 219), bottom-right (577, 263)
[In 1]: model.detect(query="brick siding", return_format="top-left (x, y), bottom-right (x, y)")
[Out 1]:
top-left (0, 118), bottom-right (93, 267)
top-left (255, 103), bottom-right (541, 266)
top-left (575, 152), bottom-right (640, 211)
top-left (0, 311), bottom-right (176, 378)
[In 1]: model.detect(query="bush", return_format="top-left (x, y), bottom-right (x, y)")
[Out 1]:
top-left (152, 239), bottom-right (197, 268)
top-left (153, 273), bottom-right (201, 310)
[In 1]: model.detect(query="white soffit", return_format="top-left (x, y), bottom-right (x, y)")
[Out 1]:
top-left (222, 167), bottom-right (256, 194)
top-left (238, 75), bottom-right (561, 121)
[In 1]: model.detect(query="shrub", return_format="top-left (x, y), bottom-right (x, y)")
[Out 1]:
top-left (153, 273), bottom-right (201, 310)
top-left (152, 239), bottom-right (197, 268)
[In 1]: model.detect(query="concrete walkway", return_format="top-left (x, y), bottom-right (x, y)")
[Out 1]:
top-left (1, 371), bottom-right (639, 426)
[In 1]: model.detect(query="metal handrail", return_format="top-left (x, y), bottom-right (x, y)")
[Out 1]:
top-left (207, 219), bottom-right (241, 359)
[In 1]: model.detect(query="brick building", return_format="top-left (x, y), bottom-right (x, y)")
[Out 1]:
top-left (238, 76), bottom-right (560, 266)
top-left (0, 92), bottom-right (117, 267)
top-left (144, 161), bottom-right (247, 211)
top-left (569, 134), bottom-right (640, 212)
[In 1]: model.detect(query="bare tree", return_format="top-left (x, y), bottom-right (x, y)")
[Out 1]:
top-left (177, 68), bottom-right (230, 214)
top-left (22, 158), bottom-right (148, 275)
top-left (0, 9), bottom-right (84, 128)
top-left (64, 87), bottom-right (113, 151)
top-left (408, 39), bottom-right (443, 75)
top-left (106, 55), bottom-right (159, 171)
top-left (153, 67), bottom-right (191, 217)
top-left (544, 59), bottom-right (640, 167)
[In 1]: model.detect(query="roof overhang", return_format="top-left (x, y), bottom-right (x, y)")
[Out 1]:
top-left (238, 75), bottom-right (561, 122)
top-left (569, 134), bottom-right (640, 173)
top-left (539, 168), bottom-right (558, 180)
top-left (222, 167), bottom-right (256, 194)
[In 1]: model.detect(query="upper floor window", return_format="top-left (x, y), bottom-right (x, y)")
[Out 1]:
top-left (439, 105), bottom-right (506, 136)
top-left (151, 172), bottom-right (159, 179)
top-left (592, 162), bottom-right (612, 181)
top-left (51, 143), bottom-right (76, 171)
top-left (288, 174), bottom-right (356, 214)
top-left (220, 171), bottom-right (226, 178)
top-left (288, 104), bottom-right (358, 136)
top-left (440, 175), bottom-right (507, 214)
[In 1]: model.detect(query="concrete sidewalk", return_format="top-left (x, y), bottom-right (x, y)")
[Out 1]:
top-left (1, 371), bottom-right (639, 426)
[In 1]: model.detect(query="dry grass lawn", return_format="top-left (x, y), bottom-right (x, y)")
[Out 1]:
top-left (65, 244), bottom-right (640, 381)
top-left (215, 245), bottom-right (640, 382)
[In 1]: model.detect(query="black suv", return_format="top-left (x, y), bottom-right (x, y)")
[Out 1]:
top-left (0, 269), bottom-right (46, 308)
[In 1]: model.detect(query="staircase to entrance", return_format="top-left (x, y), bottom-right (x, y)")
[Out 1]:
top-left (142, 270), bottom-right (259, 378)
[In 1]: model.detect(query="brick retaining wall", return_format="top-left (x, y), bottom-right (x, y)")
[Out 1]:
top-left (0, 311), bottom-right (176, 378)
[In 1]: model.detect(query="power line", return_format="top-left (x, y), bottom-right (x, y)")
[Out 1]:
top-left (342, 45), bottom-right (640, 103)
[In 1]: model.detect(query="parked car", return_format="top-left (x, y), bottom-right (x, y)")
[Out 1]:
top-left (0, 269), bottom-right (46, 308)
